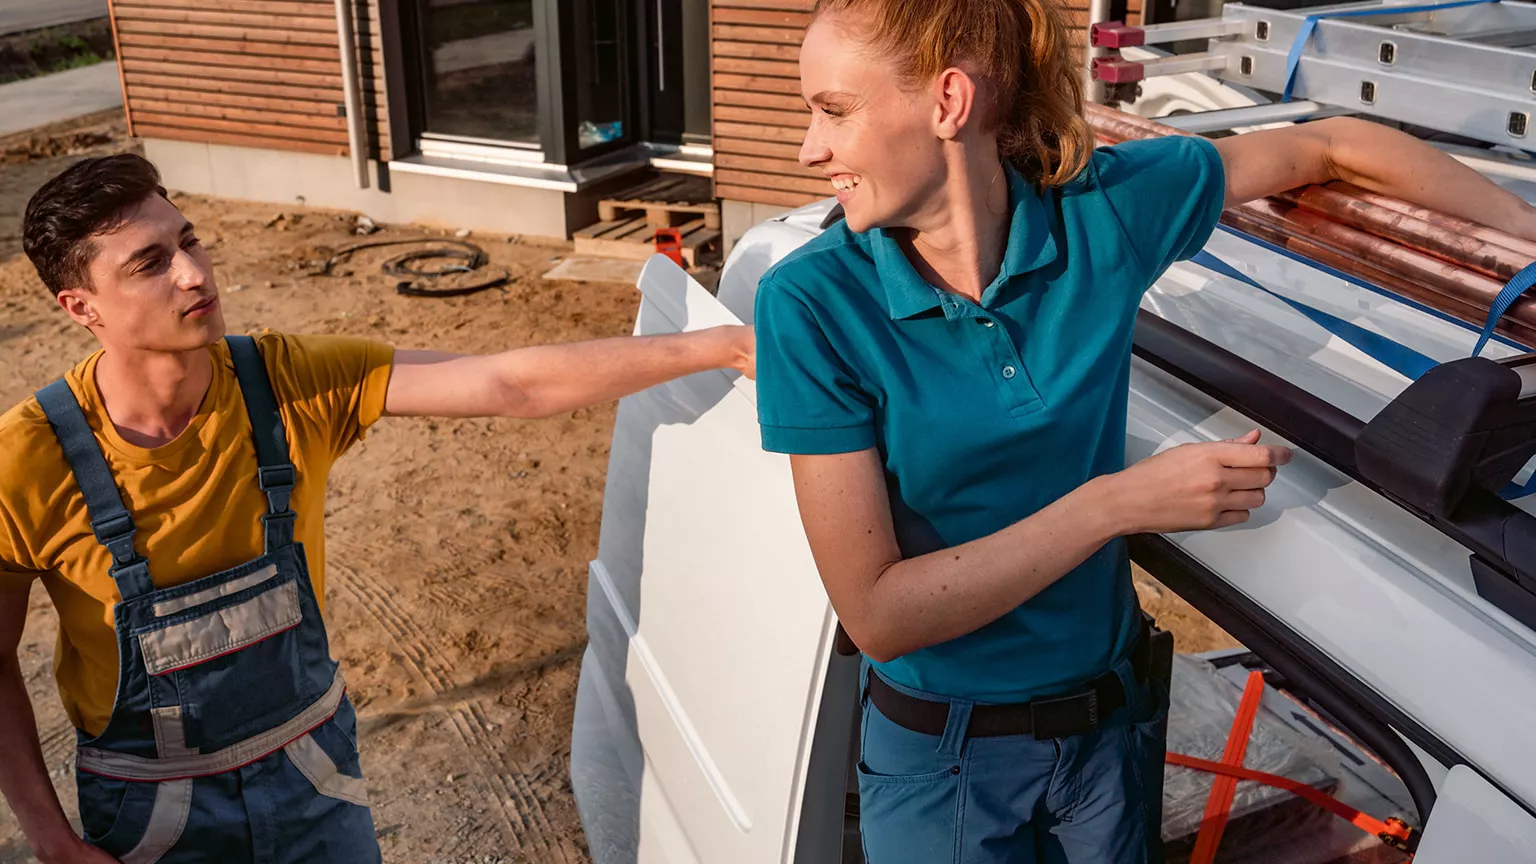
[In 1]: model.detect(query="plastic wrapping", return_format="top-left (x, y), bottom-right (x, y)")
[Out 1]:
top-left (1161, 654), bottom-right (1361, 864)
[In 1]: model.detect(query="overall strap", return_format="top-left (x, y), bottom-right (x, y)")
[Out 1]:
top-left (35, 380), bottom-right (156, 600)
top-left (225, 336), bottom-right (298, 553)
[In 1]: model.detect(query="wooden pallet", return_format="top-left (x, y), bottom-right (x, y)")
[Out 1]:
top-left (573, 216), bottom-right (721, 268)
top-left (597, 174), bottom-right (721, 230)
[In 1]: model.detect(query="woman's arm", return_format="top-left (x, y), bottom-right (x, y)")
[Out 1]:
top-left (794, 431), bottom-right (1290, 662)
top-left (1213, 117), bottom-right (1536, 240)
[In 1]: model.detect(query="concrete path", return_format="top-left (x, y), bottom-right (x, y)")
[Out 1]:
top-left (0, 0), bottom-right (107, 36)
top-left (0, 61), bottom-right (122, 138)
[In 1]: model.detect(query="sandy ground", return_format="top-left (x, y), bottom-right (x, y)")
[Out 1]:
top-left (0, 115), bottom-right (1242, 863)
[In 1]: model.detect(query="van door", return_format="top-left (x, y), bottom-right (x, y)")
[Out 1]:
top-left (571, 256), bottom-right (848, 864)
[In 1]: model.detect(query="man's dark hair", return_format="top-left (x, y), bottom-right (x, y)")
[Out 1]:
top-left (23, 154), bottom-right (169, 297)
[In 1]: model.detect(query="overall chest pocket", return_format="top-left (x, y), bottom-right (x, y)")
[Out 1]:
top-left (138, 565), bottom-right (317, 752)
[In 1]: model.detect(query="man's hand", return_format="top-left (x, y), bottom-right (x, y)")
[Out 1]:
top-left (717, 324), bottom-right (755, 380)
top-left (0, 581), bottom-right (108, 864)
top-left (38, 836), bottom-right (120, 864)
top-left (1103, 429), bottom-right (1292, 534)
top-left (383, 324), bottom-right (756, 419)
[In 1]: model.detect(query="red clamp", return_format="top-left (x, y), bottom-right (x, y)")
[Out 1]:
top-left (1091, 56), bottom-right (1146, 84)
top-left (1091, 21), bottom-right (1146, 48)
top-left (1378, 817), bottom-right (1418, 852)
top-left (653, 227), bottom-right (685, 267)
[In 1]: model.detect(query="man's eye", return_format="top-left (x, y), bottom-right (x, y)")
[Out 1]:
top-left (183, 236), bottom-right (201, 248)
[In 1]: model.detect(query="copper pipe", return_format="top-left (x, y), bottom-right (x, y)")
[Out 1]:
top-left (1223, 208), bottom-right (1483, 320)
top-left (1085, 102), bottom-right (1190, 142)
top-left (1329, 181), bottom-right (1536, 261)
top-left (1086, 104), bottom-right (1536, 280)
top-left (1237, 199), bottom-right (1506, 308)
top-left (1277, 186), bottom-right (1535, 282)
top-left (1227, 201), bottom-right (1536, 341)
top-left (1221, 208), bottom-right (1536, 346)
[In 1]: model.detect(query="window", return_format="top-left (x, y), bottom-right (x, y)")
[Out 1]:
top-left (414, 0), bottom-right (539, 147)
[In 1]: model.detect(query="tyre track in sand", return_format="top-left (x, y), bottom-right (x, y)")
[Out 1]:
top-left (332, 561), bottom-right (573, 864)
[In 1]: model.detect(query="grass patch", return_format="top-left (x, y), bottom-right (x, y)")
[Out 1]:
top-left (0, 19), bottom-right (116, 85)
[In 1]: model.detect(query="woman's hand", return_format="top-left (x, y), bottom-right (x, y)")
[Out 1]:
top-left (1104, 429), bottom-right (1292, 535)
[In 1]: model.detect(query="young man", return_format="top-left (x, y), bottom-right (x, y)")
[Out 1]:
top-left (0, 154), bottom-right (753, 864)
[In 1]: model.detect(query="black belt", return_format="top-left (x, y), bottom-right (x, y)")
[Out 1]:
top-left (866, 623), bottom-right (1154, 741)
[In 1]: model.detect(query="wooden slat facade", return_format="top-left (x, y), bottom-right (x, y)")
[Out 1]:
top-left (709, 0), bottom-right (1143, 208)
top-left (110, 0), bottom-right (391, 160)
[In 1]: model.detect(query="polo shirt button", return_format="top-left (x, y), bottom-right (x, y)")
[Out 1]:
top-left (978, 318), bottom-right (995, 327)
top-left (1002, 365), bottom-right (1017, 379)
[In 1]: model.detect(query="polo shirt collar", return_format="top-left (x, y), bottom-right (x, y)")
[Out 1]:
top-left (871, 163), bottom-right (1059, 320)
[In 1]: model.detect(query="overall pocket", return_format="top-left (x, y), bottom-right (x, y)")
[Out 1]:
top-left (138, 572), bottom-right (315, 751)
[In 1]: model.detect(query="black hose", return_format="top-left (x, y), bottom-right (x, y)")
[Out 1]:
top-left (319, 237), bottom-right (511, 297)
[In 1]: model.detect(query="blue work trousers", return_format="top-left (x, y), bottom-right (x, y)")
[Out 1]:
top-left (856, 655), bottom-right (1168, 864)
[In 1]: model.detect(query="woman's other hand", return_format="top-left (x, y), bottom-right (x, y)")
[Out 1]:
top-left (1104, 429), bottom-right (1292, 534)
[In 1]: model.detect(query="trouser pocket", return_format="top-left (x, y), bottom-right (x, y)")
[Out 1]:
top-left (857, 696), bottom-right (963, 863)
top-left (283, 699), bottom-right (369, 807)
top-left (77, 771), bottom-right (193, 863)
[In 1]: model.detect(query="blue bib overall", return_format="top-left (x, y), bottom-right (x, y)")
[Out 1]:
top-left (36, 336), bottom-right (381, 863)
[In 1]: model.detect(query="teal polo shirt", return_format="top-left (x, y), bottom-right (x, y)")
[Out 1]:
top-left (754, 135), bottom-right (1225, 703)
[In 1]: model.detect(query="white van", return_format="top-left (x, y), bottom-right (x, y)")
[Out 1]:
top-left (568, 193), bottom-right (1536, 863)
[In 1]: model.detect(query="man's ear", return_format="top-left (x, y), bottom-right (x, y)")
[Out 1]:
top-left (932, 66), bottom-right (979, 141)
top-left (57, 289), bottom-right (99, 329)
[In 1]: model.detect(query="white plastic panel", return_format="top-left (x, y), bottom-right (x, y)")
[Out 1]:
top-left (1414, 765), bottom-right (1536, 862)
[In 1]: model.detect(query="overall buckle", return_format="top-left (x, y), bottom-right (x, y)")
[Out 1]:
top-left (90, 512), bottom-right (135, 543)
top-left (257, 465), bottom-right (296, 492)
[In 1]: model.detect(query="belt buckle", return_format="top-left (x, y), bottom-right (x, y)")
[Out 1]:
top-left (1030, 691), bottom-right (1098, 739)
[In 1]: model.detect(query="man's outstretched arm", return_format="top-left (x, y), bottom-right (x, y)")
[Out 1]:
top-left (382, 325), bottom-right (754, 419)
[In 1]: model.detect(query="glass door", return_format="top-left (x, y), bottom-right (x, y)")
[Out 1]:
top-left (569, 0), bottom-right (636, 156)
top-left (646, 0), bottom-right (711, 146)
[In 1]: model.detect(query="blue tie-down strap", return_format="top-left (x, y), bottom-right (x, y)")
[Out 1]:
top-left (1191, 249), bottom-right (1536, 500)
top-left (1475, 258), bottom-right (1536, 499)
top-left (1191, 249), bottom-right (1440, 378)
top-left (1473, 259), bottom-right (1536, 357)
top-left (1282, 0), bottom-right (1501, 102)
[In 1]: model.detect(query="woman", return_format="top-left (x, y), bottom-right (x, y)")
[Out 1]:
top-left (753, 0), bottom-right (1536, 861)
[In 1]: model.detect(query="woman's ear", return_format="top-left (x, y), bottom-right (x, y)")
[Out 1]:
top-left (932, 66), bottom-right (979, 141)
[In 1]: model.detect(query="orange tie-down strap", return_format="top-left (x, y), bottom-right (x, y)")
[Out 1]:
top-left (1164, 750), bottom-right (1420, 856)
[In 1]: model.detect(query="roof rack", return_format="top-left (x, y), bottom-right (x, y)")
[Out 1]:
top-left (1133, 304), bottom-right (1536, 632)
top-left (1092, 0), bottom-right (1536, 147)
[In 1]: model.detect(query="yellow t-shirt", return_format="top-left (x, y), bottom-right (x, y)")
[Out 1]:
top-left (0, 333), bottom-right (394, 736)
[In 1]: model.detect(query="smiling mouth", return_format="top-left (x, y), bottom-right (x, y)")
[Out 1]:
top-left (830, 174), bottom-right (861, 193)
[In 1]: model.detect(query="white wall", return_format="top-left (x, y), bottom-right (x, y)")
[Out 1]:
top-left (143, 138), bottom-right (571, 238)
